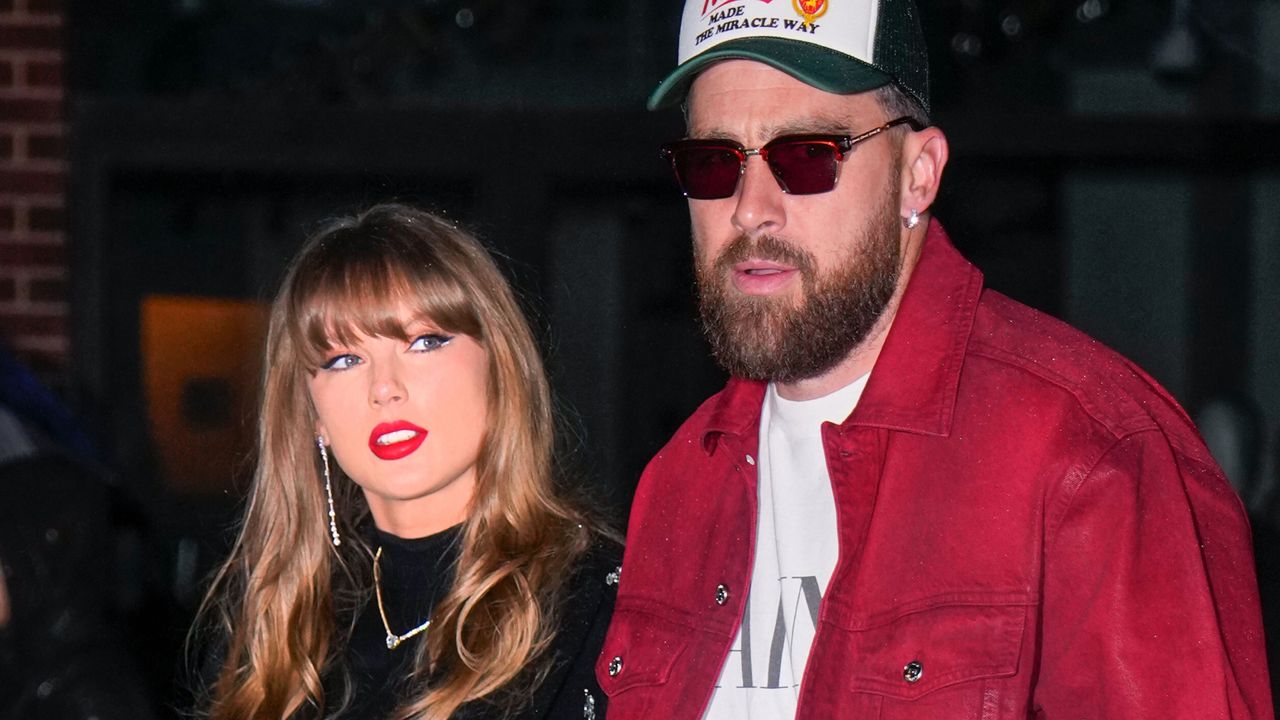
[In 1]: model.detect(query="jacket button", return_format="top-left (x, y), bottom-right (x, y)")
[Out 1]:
top-left (608, 656), bottom-right (624, 677)
top-left (745, 454), bottom-right (756, 466)
top-left (715, 584), bottom-right (730, 605)
top-left (903, 660), bottom-right (923, 683)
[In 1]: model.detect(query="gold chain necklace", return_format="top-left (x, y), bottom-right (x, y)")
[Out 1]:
top-left (373, 546), bottom-right (432, 651)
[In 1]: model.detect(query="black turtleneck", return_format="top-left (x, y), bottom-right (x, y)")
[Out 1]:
top-left (336, 524), bottom-right (462, 720)
top-left (329, 526), bottom-right (619, 720)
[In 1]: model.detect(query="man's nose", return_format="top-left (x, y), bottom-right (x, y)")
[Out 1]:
top-left (730, 156), bottom-right (787, 238)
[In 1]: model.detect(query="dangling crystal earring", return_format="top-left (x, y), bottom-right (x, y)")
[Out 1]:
top-left (318, 436), bottom-right (341, 546)
top-left (903, 208), bottom-right (920, 230)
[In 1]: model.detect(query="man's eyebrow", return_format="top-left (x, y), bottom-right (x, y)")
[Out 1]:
top-left (687, 116), bottom-right (860, 141)
top-left (761, 116), bottom-right (855, 137)
top-left (685, 123), bottom-right (737, 140)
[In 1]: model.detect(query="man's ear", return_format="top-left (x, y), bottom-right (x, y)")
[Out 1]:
top-left (900, 126), bottom-right (949, 215)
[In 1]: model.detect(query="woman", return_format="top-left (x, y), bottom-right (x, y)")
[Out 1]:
top-left (193, 204), bottom-right (619, 720)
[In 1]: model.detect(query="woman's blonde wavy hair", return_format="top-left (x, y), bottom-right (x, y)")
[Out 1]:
top-left (194, 203), bottom-right (595, 720)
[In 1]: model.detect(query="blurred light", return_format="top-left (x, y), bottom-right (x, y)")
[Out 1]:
top-left (456, 8), bottom-right (475, 29)
top-left (1000, 14), bottom-right (1024, 39)
top-left (174, 537), bottom-right (200, 605)
top-left (1076, 0), bottom-right (1109, 23)
top-left (951, 31), bottom-right (983, 58)
top-left (1151, 0), bottom-right (1203, 79)
top-left (1151, 26), bottom-right (1202, 78)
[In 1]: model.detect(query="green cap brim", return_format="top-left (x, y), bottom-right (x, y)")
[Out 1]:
top-left (646, 37), bottom-right (894, 111)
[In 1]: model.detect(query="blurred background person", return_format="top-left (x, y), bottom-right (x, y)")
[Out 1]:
top-left (0, 349), bottom-right (157, 720)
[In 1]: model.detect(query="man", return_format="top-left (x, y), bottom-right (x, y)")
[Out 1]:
top-left (596, 0), bottom-right (1273, 717)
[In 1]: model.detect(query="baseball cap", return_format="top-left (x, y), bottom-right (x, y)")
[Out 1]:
top-left (647, 0), bottom-right (930, 115)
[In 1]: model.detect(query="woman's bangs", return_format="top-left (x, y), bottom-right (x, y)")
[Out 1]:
top-left (291, 253), bottom-right (480, 370)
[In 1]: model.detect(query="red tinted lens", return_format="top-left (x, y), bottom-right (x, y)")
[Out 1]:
top-left (669, 144), bottom-right (743, 199)
top-left (764, 140), bottom-right (840, 195)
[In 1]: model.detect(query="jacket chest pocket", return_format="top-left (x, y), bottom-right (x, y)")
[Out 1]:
top-left (815, 602), bottom-right (1030, 719)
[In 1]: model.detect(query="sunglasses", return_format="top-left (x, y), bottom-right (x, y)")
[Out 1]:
top-left (660, 117), bottom-right (923, 200)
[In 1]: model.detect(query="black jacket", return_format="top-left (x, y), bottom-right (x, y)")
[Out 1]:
top-left (454, 538), bottom-right (620, 720)
top-left (193, 533), bottom-right (620, 720)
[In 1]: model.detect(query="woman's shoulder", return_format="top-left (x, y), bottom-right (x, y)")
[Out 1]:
top-left (553, 532), bottom-right (621, 648)
top-left (566, 533), bottom-right (624, 597)
top-left (520, 533), bottom-right (620, 719)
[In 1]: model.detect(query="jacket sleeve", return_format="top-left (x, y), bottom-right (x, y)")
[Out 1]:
top-left (1033, 430), bottom-right (1273, 719)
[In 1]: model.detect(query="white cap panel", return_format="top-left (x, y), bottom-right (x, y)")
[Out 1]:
top-left (677, 0), bottom-right (881, 65)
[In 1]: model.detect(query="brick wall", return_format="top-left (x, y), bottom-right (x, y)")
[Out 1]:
top-left (0, 0), bottom-right (66, 379)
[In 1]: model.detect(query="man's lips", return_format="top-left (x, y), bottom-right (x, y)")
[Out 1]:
top-left (368, 420), bottom-right (428, 461)
top-left (730, 259), bottom-right (799, 295)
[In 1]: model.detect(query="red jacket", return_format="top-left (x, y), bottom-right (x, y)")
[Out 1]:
top-left (598, 221), bottom-right (1272, 719)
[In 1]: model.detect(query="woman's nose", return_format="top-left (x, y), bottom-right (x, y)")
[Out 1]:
top-left (369, 364), bottom-right (407, 406)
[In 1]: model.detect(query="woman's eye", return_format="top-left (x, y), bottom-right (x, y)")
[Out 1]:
top-left (408, 334), bottom-right (454, 353)
top-left (321, 353), bottom-right (362, 371)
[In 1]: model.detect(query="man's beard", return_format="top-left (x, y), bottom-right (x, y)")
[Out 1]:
top-left (695, 185), bottom-right (904, 384)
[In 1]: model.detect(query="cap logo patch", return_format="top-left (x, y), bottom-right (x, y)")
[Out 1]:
top-left (793, 0), bottom-right (828, 25)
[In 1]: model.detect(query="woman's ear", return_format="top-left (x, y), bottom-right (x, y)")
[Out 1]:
top-left (899, 125), bottom-right (949, 215)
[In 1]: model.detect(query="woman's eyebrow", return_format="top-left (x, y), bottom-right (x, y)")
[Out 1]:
top-left (404, 316), bottom-right (445, 334)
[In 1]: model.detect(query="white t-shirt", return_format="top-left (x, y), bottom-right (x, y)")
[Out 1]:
top-left (702, 375), bottom-right (869, 719)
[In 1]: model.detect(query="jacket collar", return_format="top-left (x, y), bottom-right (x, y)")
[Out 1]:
top-left (848, 219), bottom-right (983, 436)
top-left (700, 219), bottom-right (983, 452)
top-left (701, 378), bottom-right (767, 453)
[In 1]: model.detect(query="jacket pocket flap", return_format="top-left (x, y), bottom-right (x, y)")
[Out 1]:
top-left (595, 606), bottom-right (691, 694)
top-left (843, 603), bottom-right (1026, 700)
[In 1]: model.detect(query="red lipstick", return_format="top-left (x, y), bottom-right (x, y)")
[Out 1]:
top-left (368, 420), bottom-right (428, 461)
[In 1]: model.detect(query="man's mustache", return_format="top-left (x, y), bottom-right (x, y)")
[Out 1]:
top-left (713, 234), bottom-right (816, 274)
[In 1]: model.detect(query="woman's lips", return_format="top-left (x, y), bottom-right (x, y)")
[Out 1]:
top-left (368, 420), bottom-right (428, 461)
